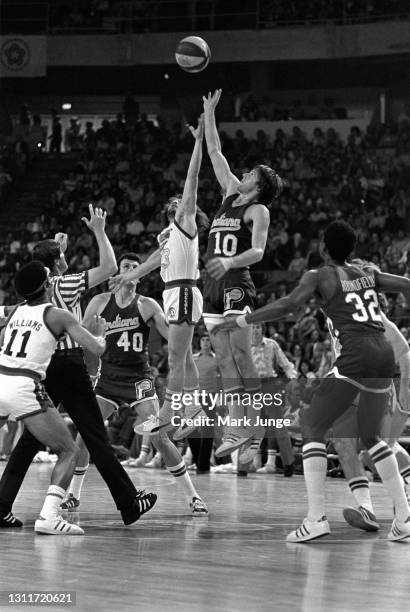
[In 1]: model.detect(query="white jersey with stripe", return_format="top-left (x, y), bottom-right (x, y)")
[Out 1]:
top-left (0, 303), bottom-right (57, 380)
top-left (51, 271), bottom-right (88, 350)
top-left (158, 220), bottom-right (199, 284)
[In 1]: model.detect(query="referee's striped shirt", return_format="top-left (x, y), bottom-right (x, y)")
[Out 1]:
top-left (51, 271), bottom-right (89, 350)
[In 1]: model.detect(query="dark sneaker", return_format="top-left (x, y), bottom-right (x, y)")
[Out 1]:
top-left (121, 491), bottom-right (157, 525)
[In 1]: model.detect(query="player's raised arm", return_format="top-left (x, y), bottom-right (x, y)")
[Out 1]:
top-left (175, 115), bottom-right (204, 232)
top-left (376, 271), bottom-right (410, 302)
top-left (206, 204), bottom-right (270, 280)
top-left (82, 293), bottom-right (111, 376)
top-left (212, 270), bottom-right (320, 333)
top-left (110, 249), bottom-right (162, 292)
top-left (203, 89), bottom-right (239, 196)
top-left (81, 204), bottom-right (118, 288)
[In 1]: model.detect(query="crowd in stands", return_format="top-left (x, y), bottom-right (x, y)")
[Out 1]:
top-left (1, 101), bottom-right (410, 432)
top-left (228, 94), bottom-right (347, 122)
top-left (47, 0), bottom-right (410, 34)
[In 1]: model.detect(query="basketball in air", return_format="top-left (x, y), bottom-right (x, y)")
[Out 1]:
top-left (175, 36), bottom-right (211, 73)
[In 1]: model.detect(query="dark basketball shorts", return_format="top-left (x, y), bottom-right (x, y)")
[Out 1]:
top-left (203, 269), bottom-right (255, 330)
top-left (95, 367), bottom-right (157, 410)
top-left (301, 334), bottom-right (396, 439)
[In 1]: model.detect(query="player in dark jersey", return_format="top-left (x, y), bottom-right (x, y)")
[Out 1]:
top-left (61, 253), bottom-right (208, 516)
top-left (202, 89), bottom-right (284, 466)
top-left (213, 220), bottom-right (410, 542)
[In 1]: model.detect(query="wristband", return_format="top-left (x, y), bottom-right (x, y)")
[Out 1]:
top-left (221, 258), bottom-right (233, 272)
top-left (236, 314), bottom-right (249, 328)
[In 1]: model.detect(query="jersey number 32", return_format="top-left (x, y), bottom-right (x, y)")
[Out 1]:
top-left (345, 289), bottom-right (382, 323)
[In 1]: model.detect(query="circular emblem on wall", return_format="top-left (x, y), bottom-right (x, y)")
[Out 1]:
top-left (1, 38), bottom-right (31, 72)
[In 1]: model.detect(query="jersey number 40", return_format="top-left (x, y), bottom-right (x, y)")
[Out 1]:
top-left (116, 331), bottom-right (143, 352)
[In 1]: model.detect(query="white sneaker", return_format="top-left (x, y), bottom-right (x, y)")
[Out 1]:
top-left (286, 516), bottom-right (330, 543)
top-left (34, 515), bottom-right (84, 535)
top-left (121, 458), bottom-right (137, 466)
top-left (134, 415), bottom-right (172, 436)
top-left (210, 463), bottom-right (237, 474)
top-left (388, 517), bottom-right (410, 541)
top-left (239, 436), bottom-right (264, 464)
top-left (342, 506), bottom-right (380, 532)
top-left (173, 407), bottom-right (208, 441)
top-left (215, 428), bottom-right (252, 458)
top-left (256, 464), bottom-right (276, 474)
top-left (144, 455), bottom-right (163, 469)
top-left (190, 497), bottom-right (209, 516)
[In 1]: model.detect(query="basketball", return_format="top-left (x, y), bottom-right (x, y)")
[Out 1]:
top-left (175, 36), bottom-right (211, 73)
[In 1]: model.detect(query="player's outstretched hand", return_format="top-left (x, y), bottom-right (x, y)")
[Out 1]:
top-left (202, 89), bottom-right (222, 112)
top-left (206, 257), bottom-right (230, 280)
top-left (211, 316), bottom-right (240, 335)
top-left (109, 274), bottom-right (126, 293)
top-left (54, 232), bottom-right (68, 253)
top-left (188, 114), bottom-right (204, 140)
top-left (81, 204), bottom-right (107, 234)
top-left (88, 314), bottom-right (106, 337)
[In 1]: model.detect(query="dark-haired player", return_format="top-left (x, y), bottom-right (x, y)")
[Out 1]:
top-left (0, 261), bottom-right (106, 534)
top-left (213, 220), bottom-right (410, 542)
top-left (329, 260), bottom-right (410, 531)
top-left (201, 89), bottom-right (284, 464)
top-left (62, 252), bottom-right (207, 515)
top-left (0, 207), bottom-right (157, 530)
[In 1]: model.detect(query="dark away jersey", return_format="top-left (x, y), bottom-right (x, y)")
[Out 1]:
top-left (101, 294), bottom-right (151, 377)
top-left (206, 194), bottom-right (253, 265)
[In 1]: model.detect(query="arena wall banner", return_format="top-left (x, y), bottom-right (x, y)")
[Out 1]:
top-left (0, 36), bottom-right (46, 77)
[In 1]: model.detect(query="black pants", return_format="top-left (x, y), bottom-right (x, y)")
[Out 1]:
top-left (188, 402), bottom-right (214, 471)
top-left (0, 350), bottom-right (138, 516)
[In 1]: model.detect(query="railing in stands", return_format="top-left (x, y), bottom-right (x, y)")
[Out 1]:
top-left (0, 1), bottom-right (409, 36)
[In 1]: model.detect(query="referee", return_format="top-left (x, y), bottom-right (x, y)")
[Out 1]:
top-left (0, 205), bottom-right (156, 528)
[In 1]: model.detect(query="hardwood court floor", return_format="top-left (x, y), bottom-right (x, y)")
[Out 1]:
top-left (0, 464), bottom-right (409, 612)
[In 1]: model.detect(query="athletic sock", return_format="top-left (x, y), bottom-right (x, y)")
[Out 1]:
top-left (266, 449), bottom-right (276, 467)
top-left (368, 441), bottom-right (410, 522)
top-left (348, 476), bottom-right (373, 512)
top-left (167, 460), bottom-right (198, 501)
top-left (302, 442), bottom-right (328, 522)
top-left (139, 443), bottom-right (151, 459)
top-left (69, 465), bottom-right (89, 500)
top-left (400, 465), bottom-right (410, 484)
top-left (40, 485), bottom-right (65, 520)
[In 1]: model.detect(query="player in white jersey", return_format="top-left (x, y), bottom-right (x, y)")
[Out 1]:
top-left (111, 116), bottom-right (209, 514)
top-left (113, 117), bottom-right (207, 436)
top-left (0, 261), bottom-right (106, 535)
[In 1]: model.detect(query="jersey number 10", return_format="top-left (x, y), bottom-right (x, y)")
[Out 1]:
top-left (214, 232), bottom-right (238, 257)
